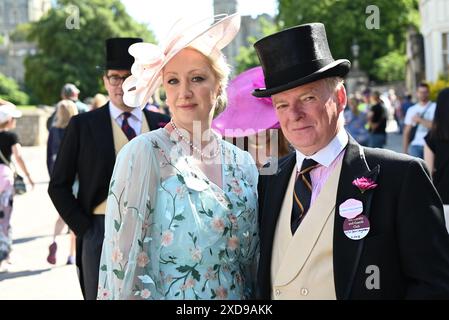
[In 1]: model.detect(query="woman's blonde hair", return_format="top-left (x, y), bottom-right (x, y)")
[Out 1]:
top-left (188, 47), bottom-right (231, 117)
top-left (91, 93), bottom-right (108, 110)
top-left (53, 99), bottom-right (78, 128)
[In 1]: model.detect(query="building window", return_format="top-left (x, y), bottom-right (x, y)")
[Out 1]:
top-left (443, 32), bottom-right (449, 77)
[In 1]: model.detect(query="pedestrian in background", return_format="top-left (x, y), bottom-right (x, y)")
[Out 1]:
top-left (403, 82), bottom-right (436, 158)
top-left (424, 88), bottom-right (449, 232)
top-left (0, 100), bottom-right (34, 271)
top-left (46, 99), bottom-right (78, 265)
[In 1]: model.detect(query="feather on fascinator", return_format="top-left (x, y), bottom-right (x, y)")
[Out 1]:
top-left (123, 13), bottom-right (241, 108)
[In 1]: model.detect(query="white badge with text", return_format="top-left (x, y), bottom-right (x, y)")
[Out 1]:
top-left (339, 198), bottom-right (363, 219)
top-left (343, 214), bottom-right (370, 240)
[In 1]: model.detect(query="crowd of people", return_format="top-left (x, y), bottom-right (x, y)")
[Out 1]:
top-left (1, 13), bottom-right (449, 300)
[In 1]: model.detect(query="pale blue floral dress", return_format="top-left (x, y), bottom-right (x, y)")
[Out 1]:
top-left (97, 128), bottom-right (259, 300)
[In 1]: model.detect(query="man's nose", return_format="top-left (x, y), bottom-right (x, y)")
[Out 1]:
top-left (289, 103), bottom-right (305, 120)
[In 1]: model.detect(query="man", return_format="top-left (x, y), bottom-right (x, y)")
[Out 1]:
top-left (367, 91), bottom-right (387, 148)
top-left (46, 83), bottom-right (89, 131)
top-left (403, 82), bottom-right (436, 159)
top-left (253, 23), bottom-right (449, 299)
top-left (61, 83), bottom-right (90, 113)
top-left (48, 37), bottom-right (170, 300)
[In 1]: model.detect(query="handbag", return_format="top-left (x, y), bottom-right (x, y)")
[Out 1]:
top-left (408, 102), bottom-right (432, 143)
top-left (13, 173), bottom-right (27, 195)
top-left (0, 149), bottom-right (27, 195)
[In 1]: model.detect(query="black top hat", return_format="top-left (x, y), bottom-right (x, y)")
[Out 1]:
top-left (105, 37), bottom-right (143, 70)
top-left (252, 23), bottom-right (350, 97)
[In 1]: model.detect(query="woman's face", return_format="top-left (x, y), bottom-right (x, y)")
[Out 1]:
top-left (163, 48), bottom-right (220, 130)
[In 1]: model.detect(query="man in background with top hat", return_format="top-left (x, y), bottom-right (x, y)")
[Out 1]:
top-left (253, 23), bottom-right (449, 299)
top-left (48, 37), bottom-right (170, 300)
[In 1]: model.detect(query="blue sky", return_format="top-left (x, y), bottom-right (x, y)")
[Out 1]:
top-left (120, 0), bottom-right (277, 42)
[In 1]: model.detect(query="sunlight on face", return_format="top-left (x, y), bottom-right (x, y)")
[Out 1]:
top-left (163, 48), bottom-right (220, 130)
top-left (272, 79), bottom-right (345, 155)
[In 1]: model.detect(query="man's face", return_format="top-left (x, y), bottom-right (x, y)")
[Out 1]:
top-left (272, 78), bottom-right (346, 156)
top-left (103, 70), bottom-right (132, 110)
top-left (417, 86), bottom-right (430, 103)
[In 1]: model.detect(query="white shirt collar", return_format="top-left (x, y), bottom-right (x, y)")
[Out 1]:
top-left (295, 129), bottom-right (348, 170)
top-left (109, 101), bottom-right (143, 122)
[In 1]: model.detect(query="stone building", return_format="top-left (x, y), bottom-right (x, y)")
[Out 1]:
top-left (419, 0), bottom-right (449, 82)
top-left (0, 0), bottom-right (51, 84)
top-left (213, 0), bottom-right (274, 72)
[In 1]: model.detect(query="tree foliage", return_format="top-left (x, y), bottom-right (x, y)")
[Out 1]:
top-left (277, 0), bottom-right (419, 82)
top-left (0, 73), bottom-right (30, 105)
top-left (235, 16), bottom-right (279, 75)
top-left (25, 0), bottom-right (155, 104)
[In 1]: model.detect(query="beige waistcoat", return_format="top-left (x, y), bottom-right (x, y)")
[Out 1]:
top-left (271, 157), bottom-right (343, 299)
top-left (93, 116), bottom-right (150, 214)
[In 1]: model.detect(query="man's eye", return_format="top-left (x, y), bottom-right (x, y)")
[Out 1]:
top-left (304, 96), bottom-right (315, 102)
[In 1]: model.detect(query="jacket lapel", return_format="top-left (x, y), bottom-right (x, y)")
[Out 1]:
top-left (89, 103), bottom-right (116, 175)
top-left (333, 135), bottom-right (380, 299)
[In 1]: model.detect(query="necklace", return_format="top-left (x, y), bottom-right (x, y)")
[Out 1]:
top-left (170, 120), bottom-right (221, 159)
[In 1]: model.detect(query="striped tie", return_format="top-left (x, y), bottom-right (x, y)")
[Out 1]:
top-left (121, 112), bottom-right (136, 140)
top-left (291, 158), bottom-right (320, 234)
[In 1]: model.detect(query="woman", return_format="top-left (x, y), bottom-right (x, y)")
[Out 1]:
top-left (0, 100), bottom-right (34, 270)
top-left (424, 88), bottom-right (449, 231)
top-left (343, 95), bottom-right (369, 146)
top-left (46, 99), bottom-right (78, 265)
top-left (212, 66), bottom-right (291, 171)
top-left (97, 14), bottom-right (259, 300)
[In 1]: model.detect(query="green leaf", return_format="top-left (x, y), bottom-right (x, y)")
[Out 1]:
top-left (100, 264), bottom-right (107, 271)
top-left (113, 269), bottom-right (125, 280)
top-left (218, 250), bottom-right (225, 260)
top-left (110, 180), bottom-right (115, 188)
top-left (173, 214), bottom-right (185, 221)
top-left (175, 292), bottom-right (180, 297)
top-left (191, 268), bottom-right (201, 282)
top-left (176, 265), bottom-right (191, 273)
top-left (124, 201), bottom-right (128, 207)
top-left (177, 174), bottom-right (185, 184)
top-left (114, 219), bottom-right (120, 232)
top-left (138, 239), bottom-right (143, 248)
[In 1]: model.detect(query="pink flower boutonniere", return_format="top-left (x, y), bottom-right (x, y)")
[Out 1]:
top-left (352, 177), bottom-right (378, 194)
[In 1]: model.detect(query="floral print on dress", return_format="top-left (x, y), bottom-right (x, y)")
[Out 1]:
top-left (97, 128), bottom-right (259, 300)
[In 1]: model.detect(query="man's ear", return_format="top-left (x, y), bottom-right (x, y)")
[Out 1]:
top-left (336, 85), bottom-right (347, 112)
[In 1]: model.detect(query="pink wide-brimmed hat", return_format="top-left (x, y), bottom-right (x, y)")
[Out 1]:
top-left (123, 13), bottom-right (241, 108)
top-left (212, 66), bottom-right (280, 137)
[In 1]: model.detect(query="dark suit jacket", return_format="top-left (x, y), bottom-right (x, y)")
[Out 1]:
top-left (257, 134), bottom-right (449, 299)
top-left (47, 103), bottom-right (169, 262)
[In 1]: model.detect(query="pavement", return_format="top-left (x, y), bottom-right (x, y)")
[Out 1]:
top-left (0, 121), bottom-right (403, 300)
top-left (0, 146), bottom-right (83, 300)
